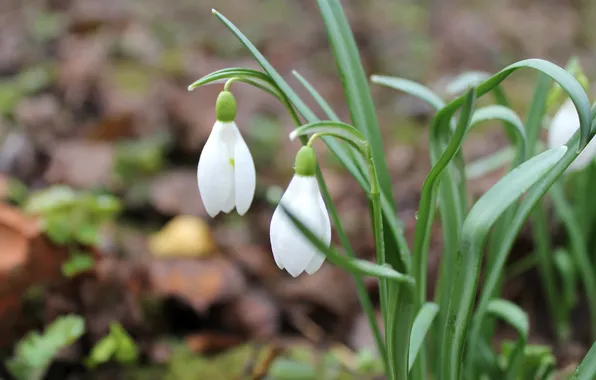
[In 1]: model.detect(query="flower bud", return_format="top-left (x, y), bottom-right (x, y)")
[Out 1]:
top-left (294, 146), bottom-right (316, 176)
top-left (215, 91), bottom-right (237, 122)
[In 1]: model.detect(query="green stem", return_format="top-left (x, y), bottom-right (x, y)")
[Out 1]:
top-left (366, 144), bottom-right (412, 380)
top-left (532, 203), bottom-right (570, 341)
top-left (307, 133), bottom-right (323, 147)
top-left (223, 77), bottom-right (242, 91)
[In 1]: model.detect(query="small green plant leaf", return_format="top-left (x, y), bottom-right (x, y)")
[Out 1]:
top-left (86, 322), bottom-right (138, 369)
top-left (269, 358), bottom-right (318, 380)
top-left (61, 252), bottom-right (95, 278)
top-left (86, 335), bottom-right (117, 369)
top-left (75, 224), bottom-right (99, 245)
top-left (7, 315), bottom-right (85, 380)
top-left (110, 323), bottom-right (139, 364)
top-left (24, 185), bottom-right (77, 214)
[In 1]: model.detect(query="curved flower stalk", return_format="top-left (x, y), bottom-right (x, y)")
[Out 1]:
top-left (548, 99), bottom-right (596, 172)
top-left (197, 89), bottom-right (256, 217)
top-left (270, 146), bottom-right (331, 277)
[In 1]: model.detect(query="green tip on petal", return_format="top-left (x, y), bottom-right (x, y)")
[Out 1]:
top-left (216, 91), bottom-right (237, 122)
top-left (294, 146), bottom-right (316, 176)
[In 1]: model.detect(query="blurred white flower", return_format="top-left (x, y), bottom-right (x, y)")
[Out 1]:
top-left (197, 121), bottom-right (256, 217)
top-left (270, 175), bottom-right (331, 277)
top-left (548, 99), bottom-right (596, 172)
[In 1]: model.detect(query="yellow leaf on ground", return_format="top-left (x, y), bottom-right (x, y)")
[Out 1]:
top-left (149, 215), bottom-right (215, 258)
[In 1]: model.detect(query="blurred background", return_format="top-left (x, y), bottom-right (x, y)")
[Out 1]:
top-left (1, 0), bottom-right (596, 378)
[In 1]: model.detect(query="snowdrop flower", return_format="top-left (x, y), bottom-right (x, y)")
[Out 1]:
top-left (197, 90), bottom-right (256, 217)
top-left (548, 99), bottom-right (596, 172)
top-left (270, 146), bottom-right (331, 277)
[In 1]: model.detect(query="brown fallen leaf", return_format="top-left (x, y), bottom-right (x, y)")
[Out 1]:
top-left (84, 113), bottom-right (136, 141)
top-left (224, 289), bottom-right (280, 340)
top-left (15, 95), bottom-right (72, 152)
top-left (149, 258), bottom-right (245, 313)
top-left (150, 170), bottom-right (207, 218)
top-left (0, 203), bottom-right (40, 277)
top-left (185, 332), bottom-right (244, 354)
top-left (149, 215), bottom-right (216, 258)
top-left (58, 34), bottom-right (110, 107)
top-left (44, 140), bottom-right (115, 188)
top-left (0, 203), bottom-right (69, 348)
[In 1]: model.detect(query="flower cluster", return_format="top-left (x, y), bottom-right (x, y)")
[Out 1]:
top-left (196, 88), bottom-right (331, 277)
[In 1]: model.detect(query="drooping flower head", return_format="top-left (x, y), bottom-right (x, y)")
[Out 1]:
top-left (270, 146), bottom-right (331, 277)
top-left (548, 99), bottom-right (596, 172)
top-left (197, 90), bottom-right (256, 217)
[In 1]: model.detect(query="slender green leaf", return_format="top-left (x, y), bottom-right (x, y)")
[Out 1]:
top-left (187, 68), bottom-right (282, 99)
top-left (445, 71), bottom-right (491, 96)
top-left (408, 303), bottom-right (439, 371)
top-left (279, 203), bottom-right (414, 284)
top-left (412, 88), bottom-right (476, 379)
top-left (289, 121), bottom-right (367, 152)
top-left (572, 341), bottom-right (596, 380)
top-left (441, 146), bottom-right (568, 380)
top-left (487, 300), bottom-right (528, 341)
top-left (293, 70), bottom-right (340, 120)
top-left (188, 68), bottom-right (273, 90)
top-left (525, 74), bottom-right (551, 152)
top-left (413, 88), bottom-right (477, 307)
top-left (371, 75), bottom-right (445, 110)
top-left (470, 106), bottom-right (526, 143)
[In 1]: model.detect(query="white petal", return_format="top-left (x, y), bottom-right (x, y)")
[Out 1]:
top-left (548, 99), bottom-right (579, 149)
top-left (304, 253), bottom-right (325, 275)
top-left (548, 100), bottom-right (596, 171)
top-left (270, 176), bottom-right (304, 270)
top-left (270, 176), bottom-right (331, 277)
top-left (197, 122), bottom-right (235, 217)
top-left (305, 187), bottom-right (332, 275)
top-left (231, 123), bottom-right (256, 215)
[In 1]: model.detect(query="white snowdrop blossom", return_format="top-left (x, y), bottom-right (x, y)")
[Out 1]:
top-left (548, 99), bottom-right (596, 172)
top-left (197, 91), bottom-right (256, 217)
top-left (270, 146), bottom-right (331, 277)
